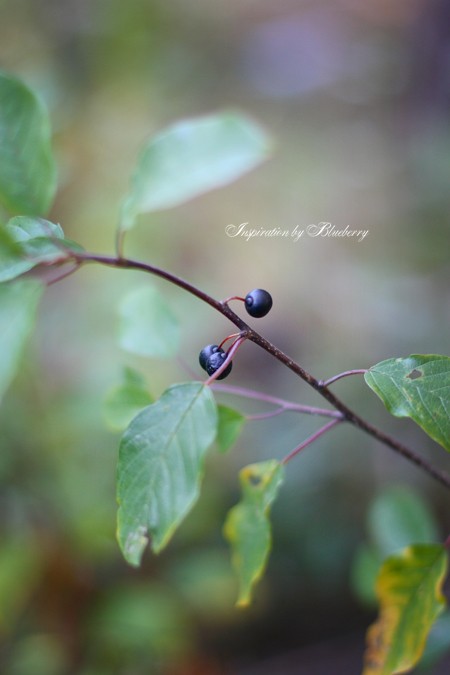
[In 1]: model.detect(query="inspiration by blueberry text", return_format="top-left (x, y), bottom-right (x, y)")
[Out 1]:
top-left (225, 222), bottom-right (369, 242)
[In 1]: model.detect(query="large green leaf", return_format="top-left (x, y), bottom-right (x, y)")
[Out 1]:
top-left (223, 459), bottom-right (284, 607)
top-left (0, 278), bottom-right (44, 402)
top-left (0, 217), bottom-right (77, 282)
top-left (119, 111), bottom-right (271, 230)
top-left (0, 73), bottom-right (56, 215)
top-left (118, 285), bottom-right (180, 359)
top-left (117, 382), bottom-right (217, 565)
top-left (365, 355), bottom-right (450, 451)
top-left (363, 544), bottom-right (447, 674)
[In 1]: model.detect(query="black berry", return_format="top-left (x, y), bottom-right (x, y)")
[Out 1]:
top-left (244, 289), bottom-right (273, 318)
top-left (205, 351), bottom-right (232, 380)
top-left (199, 344), bottom-right (221, 371)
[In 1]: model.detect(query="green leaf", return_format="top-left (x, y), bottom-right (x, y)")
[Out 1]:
top-left (104, 367), bottom-right (153, 432)
top-left (0, 217), bottom-right (76, 282)
top-left (118, 285), bottom-right (180, 359)
top-left (0, 73), bottom-right (56, 215)
top-left (216, 405), bottom-right (246, 453)
top-left (368, 486), bottom-right (439, 559)
top-left (0, 278), bottom-right (44, 402)
top-left (117, 382), bottom-right (217, 565)
top-left (223, 459), bottom-right (284, 607)
top-left (365, 355), bottom-right (450, 451)
top-left (362, 544), bottom-right (448, 675)
top-left (120, 111), bottom-right (272, 230)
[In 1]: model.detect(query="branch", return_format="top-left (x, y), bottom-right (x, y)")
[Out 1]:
top-left (71, 251), bottom-right (450, 491)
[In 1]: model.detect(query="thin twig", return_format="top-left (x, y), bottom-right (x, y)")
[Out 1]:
top-left (320, 369), bottom-right (368, 387)
top-left (282, 419), bottom-right (342, 464)
top-left (46, 262), bottom-right (81, 286)
top-left (211, 383), bottom-right (342, 419)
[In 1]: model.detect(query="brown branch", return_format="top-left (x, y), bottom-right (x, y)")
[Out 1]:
top-left (72, 251), bottom-right (450, 491)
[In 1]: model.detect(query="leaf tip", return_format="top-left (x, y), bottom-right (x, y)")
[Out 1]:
top-left (119, 523), bottom-right (149, 567)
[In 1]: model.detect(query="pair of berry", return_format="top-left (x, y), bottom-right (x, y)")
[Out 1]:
top-left (199, 344), bottom-right (232, 380)
top-left (199, 289), bottom-right (272, 380)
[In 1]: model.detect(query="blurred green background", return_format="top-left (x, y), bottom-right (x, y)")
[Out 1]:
top-left (1, 0), bottom-right (449, 673)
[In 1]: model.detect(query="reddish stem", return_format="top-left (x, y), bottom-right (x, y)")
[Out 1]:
top-left (204, 336), bottom-right (246, 386)
top-left (219, 333), bottom-right (242, 350)
top-left (321, 370), bottom-right (368, 387)
top-left (212, 383), bottom-right (342, 419)
top-left (282, 419), bottom-right (342, 464)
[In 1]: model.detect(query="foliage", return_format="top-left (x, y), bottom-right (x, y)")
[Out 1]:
top-left (0, 73), bottom-right (56, 215)
top-left (224, 459), bottom-right (284, 607)
top-left (365, 355), bottom-right (450, 452)
top-left (363, 544), bottom-right (447, 674)
top-left (0, 72), bottom-right (449, 675)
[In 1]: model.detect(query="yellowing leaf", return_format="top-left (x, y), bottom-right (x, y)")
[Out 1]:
top-left (363, 544), bottom-right (448, 675)
top-left (223, 459), bottom-right (284, 607)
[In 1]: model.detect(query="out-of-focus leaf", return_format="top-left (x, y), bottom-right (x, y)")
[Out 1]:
top-left (91, 584), bottom-right (191, 658)
top-left (0, 217), bottom-right (77, 282)
top-left (118, 285), bottom-right (180, 358)
top-left (365, 355), bottom-right (450, 451)
top-left (117, 382), bottom-right (217, 565)
top-left (351, 543), bottom-right (381, 607)
top-left (363, 544), bottom-right (448, 675)
top-left (216, 404), bottom-right (246, 453)
top-left (104, 367), bottom-right (153, 431)
top-left (0, 278), bottom-right (44, 402)
top-left (0, 73), bottom-right (56, 215)
top-left (119, 111), bottom-right (272, 229)
top-left (368, 486), bottom-right (439, 558)
top-left (223, 459), bottom-right (284, 607)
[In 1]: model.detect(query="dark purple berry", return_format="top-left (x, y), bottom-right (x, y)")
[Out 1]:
top-left (205, 351), bottom-right (232, 380)
top-left (244, 289), bottom-right (273, 318)
top-left (199, 344), bottom-right (221, 371)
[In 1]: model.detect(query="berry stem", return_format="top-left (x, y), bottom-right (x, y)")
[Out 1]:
top-left (222, 295), bottom-right (246, 305)
top-left (204, 336), bottom-right (246, 386)
top-left (282, 419), bottom-right (342, 464)
top-left (219, 333), bottom-right (242, 350)
top-left (69, 250), bottom-right (450, 491)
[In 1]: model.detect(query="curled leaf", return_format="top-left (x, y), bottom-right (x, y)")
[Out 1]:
top-left (224, 459), bottom-right (284, 607)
